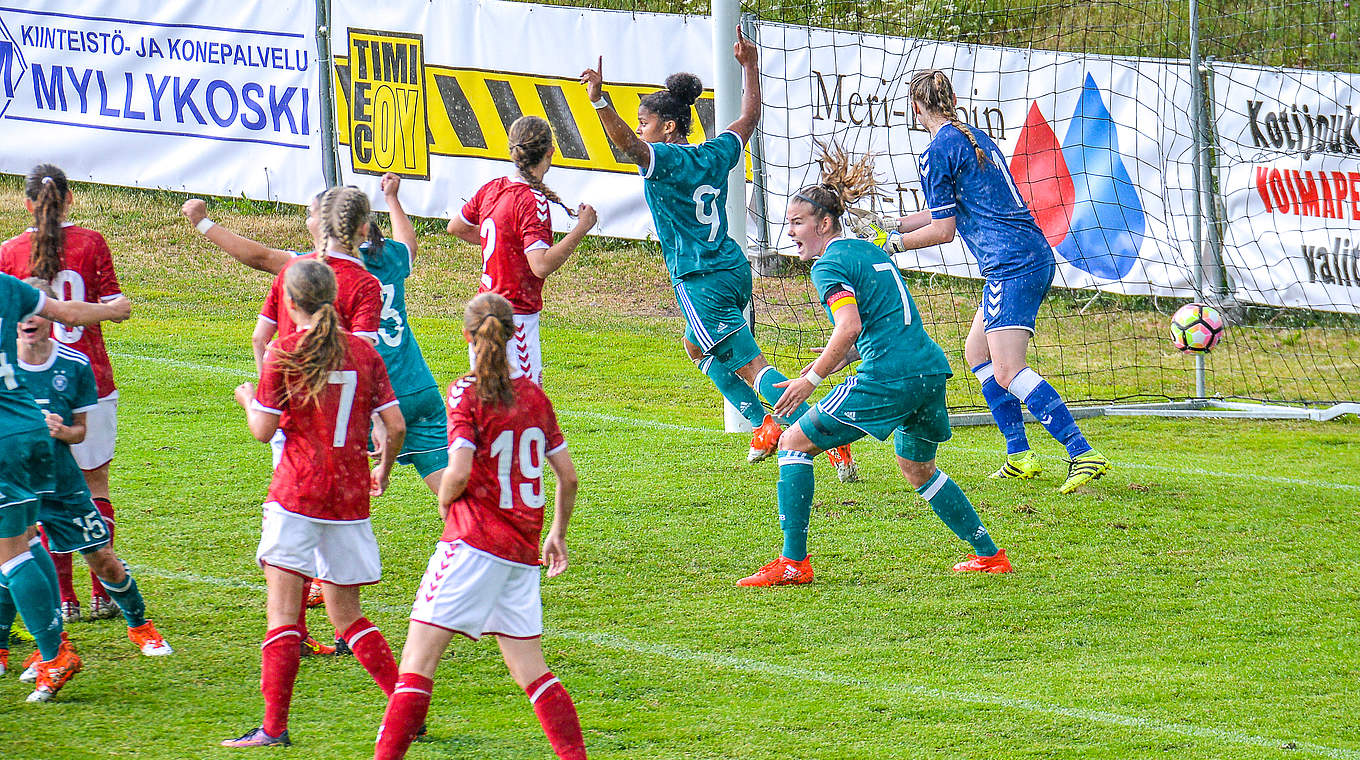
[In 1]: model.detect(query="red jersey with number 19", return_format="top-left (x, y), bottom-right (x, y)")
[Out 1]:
top-left (442, 375), bottom-right (567, 565)
top-left (261, 251), bottom-right (382, 342)
top-left (253, 331), bottom-right (398, 522)
top-left (458, 177), bottom-right (554, 315)
top-left (1, 224), bottom-right (122, 397)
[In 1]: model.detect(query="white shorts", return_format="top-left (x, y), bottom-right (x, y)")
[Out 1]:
top-left (255, 502), bottom-right (382, 586)
top-left (71, 394), bottom-right (117, 470)
top-left (468, 312), bottom-right (542, 385)
top-left (409, 540), bottom-right (541, 640)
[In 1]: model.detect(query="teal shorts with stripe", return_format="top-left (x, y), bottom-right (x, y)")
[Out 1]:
top-left (395, 386), bottom-right (449, 479)
top-left (0, 429), bottom-right (55, 539)
top-left (674, 266), bottom-right (761, 368)
top-left (38, 495), bottom-right (111, 554)
top-left (799, 374), bottom-right (953, 462)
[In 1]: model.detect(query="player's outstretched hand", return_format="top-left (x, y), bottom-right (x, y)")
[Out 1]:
top-left (181, 198), bottom-right (208, 226)
top-left (380, 172), bottom-right (401, 198)
top-left (233, 382), bottom-right (255, 409)
top-left (734, 26), bottom-right (758, 67)
top-left (575, 204), bottom-right (598, 232)
top-left (772, 376), bottom-right (815, 419)
top-left (580, 56), bottom-right (603, 102)
top-left (104, 296), bottom-right (132, 323)
top-left (542, 531), bottom-right (568, 578)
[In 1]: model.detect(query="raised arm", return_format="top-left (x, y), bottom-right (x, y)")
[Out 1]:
top-left (233, 382), bottom-right (280, 442)
top-left (182, 199), bottom-right (291, 275)
top-left (725, 27), bottom-right (761, 144)
top-left (446, 213), bottom-right (483, 246)
top-left (380, 173), bottom-right (419, 262)
top-left (895, 214), bottom-right (956, 250)
top-left (580, 57), bottom-right (651, 170)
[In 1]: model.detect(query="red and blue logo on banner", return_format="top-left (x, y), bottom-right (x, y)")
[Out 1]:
top-left (1010, 74), bottom-right (1145, 280)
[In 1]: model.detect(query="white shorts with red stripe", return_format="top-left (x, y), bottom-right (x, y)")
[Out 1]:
top-left (408, 540), bottom-right (541, 641)
top-left (467, 311), bottom-right (542, 385)
top-left (255, 502), bottom-right (382, 586)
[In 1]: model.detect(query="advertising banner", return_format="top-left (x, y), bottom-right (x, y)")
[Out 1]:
top-left (0, 0), bottom-right (322, 202)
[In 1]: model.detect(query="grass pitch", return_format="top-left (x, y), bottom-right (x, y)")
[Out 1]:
top-left (1, 183), bottom-right (1358, 759)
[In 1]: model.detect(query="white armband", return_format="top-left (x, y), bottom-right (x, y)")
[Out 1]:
top-left (196, 218), bottom-right (216, 234)
top-left (592, 97), bottom-right (609, 110)
top-left (804, 369), bottom-right (824, 387)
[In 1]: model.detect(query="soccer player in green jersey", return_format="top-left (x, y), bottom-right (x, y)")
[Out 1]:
top-left (580, 30), bottom-right (857, 480)
top-left (736, 147), bottom-right (1011, 586)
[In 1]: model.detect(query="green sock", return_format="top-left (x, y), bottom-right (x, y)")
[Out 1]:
top-left (96, 562), bottom-right (147, 628)
top-left (1, 554), bottom-right (62, 660)
top-left (917, 469), bottom-right (999, 557)
top-left (756, 366), bottom-right (810, 425)
top-left (699, 356), bottom-right (766, 427)
top-left (27, 537), bottom-right (61, 611)
top-left (0, 579), bottom-right (15, 646)
top-left (778, 451), bottom-right (816, 561)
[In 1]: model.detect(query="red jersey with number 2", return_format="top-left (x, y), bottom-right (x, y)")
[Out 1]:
top-left (442, 375), bottom-right (567, 565)
top-left (1, 225), bottom-right (121, 396)
top-left (459, 177), bottom-right (554, 315)
top-left (261, 252), bottom-right (382, 342)
top-left (254, 331), bottom-right (398, 522)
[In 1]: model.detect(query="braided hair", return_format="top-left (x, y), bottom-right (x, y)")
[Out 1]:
top-left (24, 164), bottom-right (70, 282)
top-left (464, 292), bottom-right (516, 407)
top-left (791, 141), bottom-right (879, 231)
top-left (909, 69), bottom-right (989, 168)
top-left (639, 72), bottom-right (703, 141)
top-left (507, 116), bottom-right (575, 217)
top-left (317, 185), bottom-right (370, 261)
top-left (270, 259), bottom-right (348, 405)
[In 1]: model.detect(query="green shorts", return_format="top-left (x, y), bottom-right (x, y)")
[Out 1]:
top-left (674, 266), bottom-right (761, 368)
top-left (395, 386), bottom-right (449, 479)
top-left (0, 429), bottom-right (55, 538)
top-left (38, 494), bottom-right (110, 554)
top-left (798, 374), bottom-right (953, 463)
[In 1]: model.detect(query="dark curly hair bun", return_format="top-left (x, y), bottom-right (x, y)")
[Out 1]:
top-left (665, 73), bottom-right (703, 106)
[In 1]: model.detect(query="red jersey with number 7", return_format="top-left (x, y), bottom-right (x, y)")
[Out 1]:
top-left (442, 375), bottom-right (567, 565)
top-left (1, 224), bottom-right (122, 397)
top-left (253, 331), bottom-right (398, 522)
top-left (458, 177), bottom-right (554, 315)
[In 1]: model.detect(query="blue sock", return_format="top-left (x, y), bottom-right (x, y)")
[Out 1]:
top-left (917, 469), bottom-right (999, 557)
top-left (777, 451), bottom-right (815, 561)
top-left (0, 578), bottom-right (15, 646)
top-left (756, 366), bottom-right (810, 425)
top-left (27, 536), bottom-right (61, 611)
top-left (1007, 368), bottom-right (1091, 458)
top-left (95, 561), bottom-right (147, 628)
top-left (972, 361), bottom-right (1029, 455)
top-left (698, 356), bottom-right (766, 428)
top-left (1, 553), bottom-right (62, 661)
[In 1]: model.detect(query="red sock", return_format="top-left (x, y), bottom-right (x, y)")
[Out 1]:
top-left (343, 617), bottom-right (397, 696)
top-left (373, 672), bottom-right (433, 760)
top-left (525, 672), bottom-right (587, 760)
top-left (89, 498), bottom-right (115, 599)
top-left (260, 625), bottom-right (303, 737)
top-left (39, 529), bottom-right (78, 604)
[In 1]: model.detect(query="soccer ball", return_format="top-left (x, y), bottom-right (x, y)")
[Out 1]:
top-left (1170, 303), bottom-right (1225, 353)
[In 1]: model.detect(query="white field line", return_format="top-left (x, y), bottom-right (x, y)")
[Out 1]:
top-left (111, 351), bottom-right (1360, 494)
top-left (134, 564), bottom-right (1360, 760)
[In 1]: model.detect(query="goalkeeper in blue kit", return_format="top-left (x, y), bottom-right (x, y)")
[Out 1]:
top-left (737, 146), bottom-right (1011, 586)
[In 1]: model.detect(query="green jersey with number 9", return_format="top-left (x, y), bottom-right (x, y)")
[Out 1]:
top-left (358, 239), bottom-right (438, 399)
top-left (641, 130), bottom-right (748, 282)
top-left (0, 274), bottom-right (48, 436)
top-left (810, 238), bottom-right (952, 382)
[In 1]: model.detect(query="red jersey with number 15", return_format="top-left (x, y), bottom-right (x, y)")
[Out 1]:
top-left (253, 331), bottom-right (398, 522)
top-left (261, 252), bottom-right (382, 342)
top-left (442, 375), bottom-right (567, 565)
top-left (459, 177), bottom-right (554, 315)
top-left (1, 224), bottom-right (122, 397)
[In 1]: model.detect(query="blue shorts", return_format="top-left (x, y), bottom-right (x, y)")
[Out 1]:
top-left (674, 267), bottom-right (761, 368)
top-left (395, 386), bottom-right (449, 479)
top-left (981, 262), bottom-right (1054, 334)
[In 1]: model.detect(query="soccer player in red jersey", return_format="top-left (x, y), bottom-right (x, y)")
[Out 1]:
top-left (447, 116), bottom-right (596, 385)
top-left (373, 293), bottom-right (585, 760)
top-left (0, 164), bottom-right (130, 623)
top-left (224, 259), bottom-right (406, 748)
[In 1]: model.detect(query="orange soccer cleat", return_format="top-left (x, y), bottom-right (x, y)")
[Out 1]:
top-left (747, 415), bottom-right (783, 463)
top-left (27, 645), bottom-right (82, 702)
top-left (128, 620), bottom-right (174, 656)
top-left (952, 549), bottom-right (1013, 574)
top-left (300, 634), bottom-right (336, 656)
top-left (305, 578), bottom-right (325, 608)
top-left (824, 444), bottom-right (860, 483)
top-left (736, 556), bottom-right (814, 587)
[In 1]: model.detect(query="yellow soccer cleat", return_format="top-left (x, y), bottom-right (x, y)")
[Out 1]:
top-left (1058, 449), bottom-right (1110, 494)
top-left (989, 450), bottom-right (1042, 480)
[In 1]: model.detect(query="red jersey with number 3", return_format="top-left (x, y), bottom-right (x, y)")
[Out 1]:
top-left (442, 375), bottom-right (567, 565)
top-left (254, 331), bottom-right (398, 522)
top-left (261, 252), bottom-right (382, 342)
top-left (1, 225), bottom-right (121, 397)
top-left (459, 177), bottom-right (554, 315)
